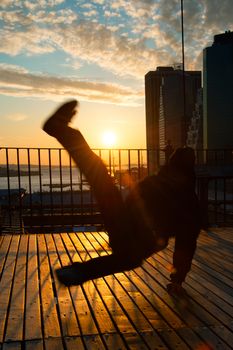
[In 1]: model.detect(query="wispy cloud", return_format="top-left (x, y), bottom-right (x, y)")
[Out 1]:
top-left (0, 63), bottom-right (143, 105)
top-left (5, 113), bottom-right (29, 121)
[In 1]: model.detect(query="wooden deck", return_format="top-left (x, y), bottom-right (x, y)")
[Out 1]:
top-left (0, 228), bottom-right (233, 350)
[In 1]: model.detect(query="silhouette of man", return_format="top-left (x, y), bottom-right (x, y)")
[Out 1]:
top-left (43, 100), bottom-right (201, 295)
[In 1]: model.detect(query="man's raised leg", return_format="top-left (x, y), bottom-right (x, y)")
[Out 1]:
top-left (42, 100), bottom-right (127, 253)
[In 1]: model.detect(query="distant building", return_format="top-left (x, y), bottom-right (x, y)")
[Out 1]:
top-left (203, 31), bottom-right (233, 150)
top-left (186, 88), bottom-right (203, 150)
top-left (145, 67), bottom-right (201, 171)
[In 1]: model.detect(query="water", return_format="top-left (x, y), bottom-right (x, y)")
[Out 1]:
top-left (0, 165), bottom-right (86, 193)
top-left (0, 161), bottom-right (146, 195)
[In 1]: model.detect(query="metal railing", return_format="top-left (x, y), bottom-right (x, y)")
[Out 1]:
top-left (0, 147), bottom-right (232, 233)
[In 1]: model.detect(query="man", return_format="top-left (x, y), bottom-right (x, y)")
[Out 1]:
top-left (43, 100), bottom-right (201, 295)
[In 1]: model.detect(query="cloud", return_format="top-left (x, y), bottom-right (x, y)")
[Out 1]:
top-left (5, 113), bottom-right (29, 121)
top-left (0, 64), bottom-right (143, 105)
top-left (83, 10), bottom-right (98, 18)
top-left (92, 0), bottom-right (105, 4)
top-left (0, 0), bottom-right (65, 9)
top-left (0, 26), bottom-right (57, 55)
top-left (53, 20), bottom-right (177, 76)
top-left (0, 0), bottom-right (14, 7)
top-left (81, 3), bottom-right (94, 9)
top-left (0, 0), bottom-right (232, 83)
top-left (0, 16), bottom-right (171, 76)
top-left (0, 8), bottom-right (77, 26)
top-left (23, 0), bottom-right (65, 10)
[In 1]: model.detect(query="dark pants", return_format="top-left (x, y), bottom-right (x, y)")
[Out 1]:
top-left (171, 230), bottom-right (199, 284)
top-left (54, 126), bottom-right (154, 281)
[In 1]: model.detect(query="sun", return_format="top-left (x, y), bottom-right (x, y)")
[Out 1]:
top-left (102, 130), bottom-right (117, 148)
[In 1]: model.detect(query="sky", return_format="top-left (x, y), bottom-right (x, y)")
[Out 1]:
top-left (0, 0), bottom-right (233, 150)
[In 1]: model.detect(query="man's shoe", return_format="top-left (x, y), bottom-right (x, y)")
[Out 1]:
top-left (42, 100), bottom-right (78, 137)
top-left (167, 282), bottom-right (187, 297)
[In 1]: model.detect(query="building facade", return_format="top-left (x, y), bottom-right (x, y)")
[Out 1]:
top-left (203, 31), bottom-right (233, 150)
top-left (186, 88), bottom-right (203, 150)
top-left (145, 67), bottom-right (201, 171)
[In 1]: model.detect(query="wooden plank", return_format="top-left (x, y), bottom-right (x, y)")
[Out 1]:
top-left (199, 255), bottom-right (233, 280)
top-left (55, 233), bottom-right (99, 336)
top-left (102, 333), bottom-right (130, 350)
top-left (220, 227), bottom-right (233, 240)
top-left (68, 232), bottom-right (136, 349)
top-left (145, 256), bottom-right (233, 348)
top-left (159, 242), bottom-right (233, 311)
top-left (64, 336), bottom-right (85, 350)
top-left (44, 234), bottom-right (80, 337)
top-left (79, 232), bottom-right (168, 349)
top-left (196, 326), bottom-right (232, 350)
top-left (162, 234), bottom-right (233, 280)
top-left (93, 233), bottom-right (173, 331)
top-left (126, 274), bottom-right (202, 349)
top-left (94, 232), bottom-right (198, 349)
top-left (0, 236), bottom-right (12, 276)
top-left (44, 337), bottom-right (63, 350)
top-left (210, 325), bottom-right (233, 349)
top-left (118, 332), bottom-right (148, 350)
top-left (136, 260), bottom-right (204, 330)
top-left (24, 235), bottom-right (42, 340)
top-left (77, 232), bottom-right (137, 338)
top-left (142, 330), bottom-right (190, 350)
top-left (206, 228), bottom-right (233, 245)
top-left (97, 232), bottom-right (201, 329)
top-left (166, 327), bottom-right (203, 350)
top-left (185, 275), bottom-right (233, 326)
top-left (191, 232), bottom-right (233, 277)
top-left (155, 241), bottom-right (233, 306)
top-left (198, 232), bottom-right (233, 267)
top-left (92, 237), bottom-right (168, 331)
top-left (192, 247), bottom-right (233, 283)
top-left (197, 252), bottom-right (233, 280)
top-left (2, 342), bottom-right (21, 350)
top-left (68, 233), bottom-right (119, 336)
top-left (25, 339), bottom-right (44, 350)
top-left (37, 234), bottom-right (61, 339)
top-left (96, 229), bottom-right (233, 347)
top-left (187, 273), bottom-right (233, 319)
top-left (154, 245), bottom-right (233, 347)
top-left (4, 235), bottom-right (28, 342)
top-left (77, 232), bottom-right (142, 337)
top-left (0, 236), bottom-right (20, 343)
top-left (83, 335), bottom-right (106, 350)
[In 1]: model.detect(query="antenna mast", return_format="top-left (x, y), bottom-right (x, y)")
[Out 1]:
top-left (181, 0), bottom-right (187, 145)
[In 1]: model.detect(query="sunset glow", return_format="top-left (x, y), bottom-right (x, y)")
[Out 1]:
top-left (102, 131), bottom-right (117, 148)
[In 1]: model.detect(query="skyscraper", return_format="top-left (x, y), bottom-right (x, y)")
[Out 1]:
top-left (203, 31), bottom-right (233, 150)
top-left (145, 67), bottom-right (201, 171)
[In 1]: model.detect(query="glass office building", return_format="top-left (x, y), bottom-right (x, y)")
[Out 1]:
top-left (203, 31), bottom-right (233, 150)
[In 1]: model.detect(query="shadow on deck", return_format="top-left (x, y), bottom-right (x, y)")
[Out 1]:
top-left (0, 228), bottom-right (233, 349)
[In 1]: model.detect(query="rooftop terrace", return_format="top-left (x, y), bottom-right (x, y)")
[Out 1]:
top-left (0, 227), bottom-right (233, 349)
